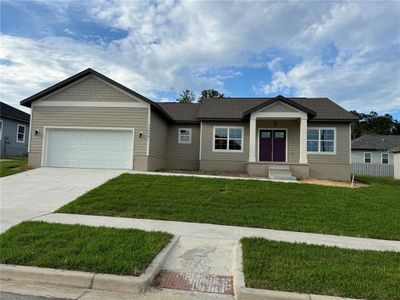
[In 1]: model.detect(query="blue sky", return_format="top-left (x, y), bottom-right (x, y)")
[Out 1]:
top-left (1, 0), bottom-right (399, 119)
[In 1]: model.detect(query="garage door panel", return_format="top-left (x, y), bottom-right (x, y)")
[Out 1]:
top-left (45, 129), bottom-right (133, 169)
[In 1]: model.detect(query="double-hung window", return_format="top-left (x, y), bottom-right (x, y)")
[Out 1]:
top-left (214, 127), bottom-right (243, 151)
top-left (307, 128), bottom-right (335, 153)
top-left (364, 152), bottom-right (371, 163)
top-left (381, 153), bottom-right (389, 164)
top-left (178, 128), bottom-right (192, 144)
top-left (17, 124), bottom-right (26, 143)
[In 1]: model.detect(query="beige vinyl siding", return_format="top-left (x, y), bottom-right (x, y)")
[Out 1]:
top-left (166, 124), bottom-right (200, 170)
top-left (29, 106), bottom-right (148, 168)
top-left (148, 110), bottom-right (168, 170)
top-left (40, 76), bottom-right (139, 103)
top-left (307, 122), bottom-right (350, 164)
top-left (200, 121), bottom-right (249, 172)
top-left (256, 119), bottom-right (299, 163)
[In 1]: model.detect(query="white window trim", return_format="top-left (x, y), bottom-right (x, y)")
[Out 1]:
top-left (381, 153), bottom-right (389, 164)
top-left (212, 126), bottom-right (244, 153)
top-left (16, 124), bottom-right (26, 143)
top-left (307, 127), bottom-right (336, 155)
top-left (0, 119), bottom-right (3, 140)
top-left (178, 128), bottom-right (192, 144)
top-left (364, 152), bottom-right (372, 163)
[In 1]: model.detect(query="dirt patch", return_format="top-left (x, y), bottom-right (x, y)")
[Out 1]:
top-left (299, 178), bottom-right (368, 188)
top-left (159, 169), bottom-right (251, 178)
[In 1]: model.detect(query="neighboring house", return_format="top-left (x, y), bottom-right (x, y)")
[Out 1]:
top-left (351, 135), bottom-right (400, 177)
top-left (20, 68), bottom-right (357, 180)
top-left (0, 101), bottom-right (30, 157)
top-left (391, 147), bottom-right (400, 179)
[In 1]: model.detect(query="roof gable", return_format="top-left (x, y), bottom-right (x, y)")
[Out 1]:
top-left (38, 75), bottom-right (144, 104)
top-left (20, 68), bottom-right (173, 122)
top-left (243, 95), bottom-right (316, 117)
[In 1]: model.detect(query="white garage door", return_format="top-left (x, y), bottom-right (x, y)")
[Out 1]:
top-left (44, 128), bottom-right (134, 169)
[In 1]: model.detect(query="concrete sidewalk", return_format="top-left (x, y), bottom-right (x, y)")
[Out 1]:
top-left (35, 213), bottom-right (400, 252)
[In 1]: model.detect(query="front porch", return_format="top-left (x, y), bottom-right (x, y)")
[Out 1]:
top-left (246, 100), bottom-right (310, 179)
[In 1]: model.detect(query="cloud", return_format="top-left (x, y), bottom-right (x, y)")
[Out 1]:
top-left (0, 0), bottom-right (399, 116)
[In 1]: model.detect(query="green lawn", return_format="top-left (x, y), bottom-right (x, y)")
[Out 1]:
top-left (58, 174), bottom-right (400, 240)
top-left (0, 158), bottom-right (28, 177)
top-left (241, 238), bottom-right (400, 300)
top-left (0, 221), bottom-right (172, 276)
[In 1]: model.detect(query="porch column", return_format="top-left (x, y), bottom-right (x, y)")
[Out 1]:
top-left (299, 117), bottom-right (308, 164)
top-left (249, 117), bottom-right (256, 162)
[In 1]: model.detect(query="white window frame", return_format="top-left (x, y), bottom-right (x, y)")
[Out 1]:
top-left (381, 153), bottom-right (389, 164)
top-left (16, 124), bottom-right (26, 143)
top-left (178, 128), bottom-right (192, 144)
top-left (307, 127), bottom-right (336, 155)
top-left (364, 152), bottom-right (372, 163)
top-left (212, 126), bottom-right (244, 153)
top-left (0, 119), bottom-right (3, 140)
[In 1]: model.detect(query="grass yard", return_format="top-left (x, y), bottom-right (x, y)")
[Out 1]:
top-left (58, 174), bottom-right (400, 240)
top-left (241, 238), bottom-right (400, 300)
top-left (0, 158), bottom-right (28, 177)
top-left (0, 221), bottom-right (172, 276)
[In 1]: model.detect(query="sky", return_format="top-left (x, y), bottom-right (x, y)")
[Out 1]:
top-left (1, 0), bottom-right (399, 119)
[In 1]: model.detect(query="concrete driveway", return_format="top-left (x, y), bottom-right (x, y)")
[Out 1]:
top-left (0, 168), bottom-right (124, 233)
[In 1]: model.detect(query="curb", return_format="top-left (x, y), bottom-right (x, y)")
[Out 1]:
top-left (0, 235), bottom-right (179, 293)
top-left (233, 241), bottom-right (361, 300)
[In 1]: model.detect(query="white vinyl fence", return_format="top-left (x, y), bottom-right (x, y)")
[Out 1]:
top-left (351, 163), bottom-right (394, 177)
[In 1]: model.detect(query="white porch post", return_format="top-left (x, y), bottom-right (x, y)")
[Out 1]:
top-left (249, 117), bottom-right (256, 162)
top-left (299, 117), bottom-right (308, 164)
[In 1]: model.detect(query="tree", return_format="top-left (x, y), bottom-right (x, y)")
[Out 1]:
top-left (198, 89), bottom-right (224, 102)
top-left (176, 90), bottom-right (196, 103)
top-left (350, 110), bottom-right (400, 139)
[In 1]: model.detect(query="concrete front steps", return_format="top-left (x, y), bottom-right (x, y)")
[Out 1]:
top-left (268, 165), bottom-right (297, 181)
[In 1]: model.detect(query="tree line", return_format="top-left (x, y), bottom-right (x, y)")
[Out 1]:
top-left (176, 89), bottom-right (224, 103)
top-left (350, 111), bottom-right (400, 139)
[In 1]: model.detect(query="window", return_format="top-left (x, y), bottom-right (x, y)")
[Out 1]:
top-left (178, 128), bottom-right (192, 144)
top-left (382, 153), bottom-right (389, 164)
top-left (364, 152), bottom-right (371, 163)
top-left (17, 124), bottom-right (26, 143)
top-left (214, 127), bottom-right (243, 151)
top-left (0, 120), bottom-right (3, 140)
top-left (307, 128), bottom-right (335, 153)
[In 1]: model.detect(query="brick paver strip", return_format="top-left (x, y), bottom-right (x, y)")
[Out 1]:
top-left (154, 270), bottom-right (234, 295)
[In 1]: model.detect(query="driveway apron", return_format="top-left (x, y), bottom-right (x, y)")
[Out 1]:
top-left (0, 167), bottom-right (123, 233)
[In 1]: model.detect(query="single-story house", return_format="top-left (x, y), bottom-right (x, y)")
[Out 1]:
top-left (20, 68), bottom-right (357, 180)
top-left (391, 147), bottom-right (400, 179)
top-left (351, 135), bottom-right (400, 177)
top-left (0, 101), bottom-right (30, 157)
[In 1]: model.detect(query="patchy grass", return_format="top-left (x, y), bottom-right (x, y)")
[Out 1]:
top-left (0, 221), bottom-right (172, 276)
top-left (0, 158), bottom-right (28, 177)
top-left (58, 174), bottom-right (400, 240)
top-left (241, 238), bottom-right (400, 300)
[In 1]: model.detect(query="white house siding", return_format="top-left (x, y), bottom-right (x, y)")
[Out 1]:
top-left (351, 150), bottom-right (394, 177)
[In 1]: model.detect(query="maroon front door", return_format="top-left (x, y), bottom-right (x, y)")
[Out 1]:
top-left (259, 130), bottom-right (286, 162)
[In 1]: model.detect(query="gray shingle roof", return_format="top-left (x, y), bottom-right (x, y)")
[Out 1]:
top-left (158, 103), bottom-right (200, 123)
top-left (160, 97), bottom-right (356, 122)
top-left (352, 135), bottom-right (400, 151)
top-left (0, 101), bottom-right (30, 123)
